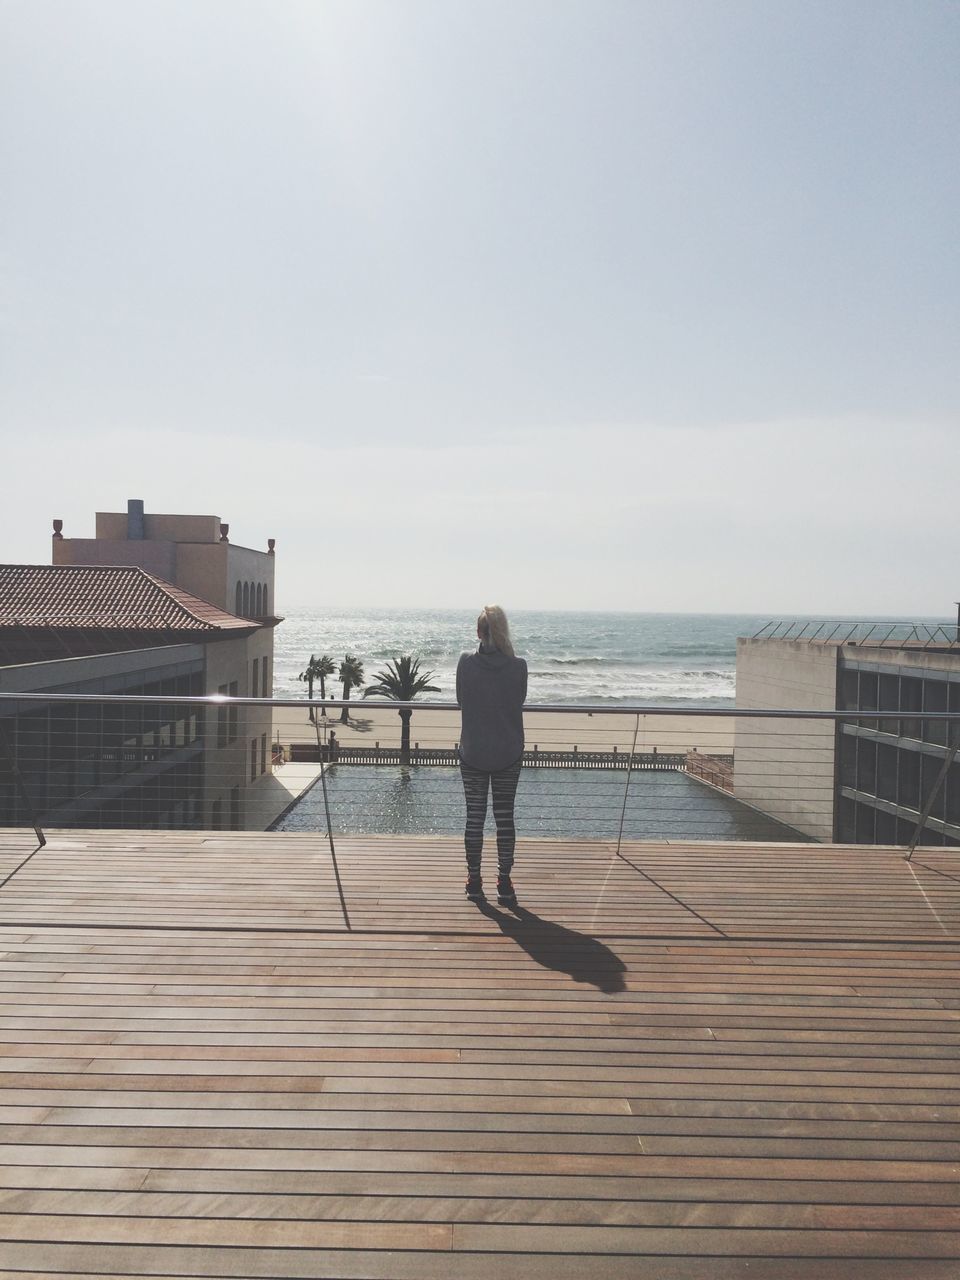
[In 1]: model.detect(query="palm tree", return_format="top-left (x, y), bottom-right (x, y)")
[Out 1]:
top-left (364, 655), bottom-right (440, 765)
top-left (298, 654), bottom-right (336, 720)
top-left (338, 655), bottom-right (365, 724)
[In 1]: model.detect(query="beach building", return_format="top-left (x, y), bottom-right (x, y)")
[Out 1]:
top-left (52, 497), bottom-right (277, 650)
top-left (735, 626), bottom-right (960, 846)
top-left (0, 503), bottom-right (281, 831)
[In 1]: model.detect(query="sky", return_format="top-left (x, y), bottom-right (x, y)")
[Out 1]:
top-left (1, 0), bottom-right (958, 614)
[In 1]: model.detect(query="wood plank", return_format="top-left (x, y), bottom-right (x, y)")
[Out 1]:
top-left (0, 828), bottom-right (958, 1276)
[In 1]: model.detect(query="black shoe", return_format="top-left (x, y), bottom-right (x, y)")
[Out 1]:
top-left (497, 874), bottom-right (517, 905)
top-left (465, 873), bottom-right (484, 900)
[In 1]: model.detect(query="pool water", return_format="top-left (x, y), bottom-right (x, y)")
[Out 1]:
top-left (276, 766), bottom-right (807, 843)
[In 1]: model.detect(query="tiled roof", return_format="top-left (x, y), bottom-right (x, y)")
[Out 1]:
top-left (0, 565), bottom-right (257, 632)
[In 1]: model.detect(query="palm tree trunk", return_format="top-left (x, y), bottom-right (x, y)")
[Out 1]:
top-left (307, 675), bottom-right (315, 723)
top-left (399, 709), bottom-right (412, 765)
top-left (340, 684), bottom-right (350, 724)
top-left (319, 675), bottom-right (326, 716)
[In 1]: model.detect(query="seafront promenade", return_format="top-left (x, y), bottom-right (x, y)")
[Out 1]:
top-left (276, 705), bottom-right (737, 756)
top-left (0, 826), bottom-right (958, 1276)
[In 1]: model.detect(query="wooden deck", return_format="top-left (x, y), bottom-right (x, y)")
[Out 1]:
top-left (0, 828), bottom-right (958, 1277)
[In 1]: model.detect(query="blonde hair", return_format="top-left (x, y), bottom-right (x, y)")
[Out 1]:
top-left (477, 604), bottom-right (515, 657)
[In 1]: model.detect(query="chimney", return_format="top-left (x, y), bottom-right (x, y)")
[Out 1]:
top-left (127, 499), bottom-right (145, 540)
top-left (52, 519), bottom-right (63, 540)
top-left (219, 523), bottom-right (230, 543)
top-left (268, 538), bottom-right (276, 555)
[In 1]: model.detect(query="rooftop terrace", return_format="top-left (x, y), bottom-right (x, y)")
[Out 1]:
top-left (0, 827), bottom-right (958, 1277)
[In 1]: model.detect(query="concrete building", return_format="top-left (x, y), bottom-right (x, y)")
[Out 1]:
top-left (49, 499), bottom-right (281, 824)
top-left (0, 526), bottom-right (280, 830)
top-left (735, 629), bottom-right (960, 847)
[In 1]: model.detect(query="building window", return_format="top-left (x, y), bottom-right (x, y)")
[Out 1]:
top-left (217, 683), bottom-right (228, 748)
top-left (228, 680), bottom-right (239, 742)
top-left (945, 763), bottom-right (960, 828)
top-left (856, 739), bottom-right (876, 794)
top-left (250, 738), bottom-right (258, 782)
top-left (255, 583), bottom-right (263, 616)
top-left (260, 733), bottom-right (267, 775)
top-left (900, 750), bottom-right (921, 812)
top-left (901, 676), bottom-right (923, 741)
top-left (261, 656), bottom-right (270, 698)
top-left (235, 582), bottom-right (242, 615)
top-left (923, 678), bottom-right (949, 748)
top-left (839, 732), bottom-right (856, 791)
top-left (252, 657), bottom-right (259, 697)
top-left (242, 582), bottom-right (250, 616)
top-left (263, 585), bottom-right (269, 616)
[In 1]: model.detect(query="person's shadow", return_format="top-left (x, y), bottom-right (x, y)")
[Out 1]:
top-left (475, 900), bottom-right (627, 994)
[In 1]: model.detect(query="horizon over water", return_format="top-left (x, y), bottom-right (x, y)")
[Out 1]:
top-left (271, 607), bottom-right (952, 708)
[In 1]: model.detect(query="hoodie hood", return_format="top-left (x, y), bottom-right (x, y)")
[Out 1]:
top-left (475, 647), bottom-right (514, 669)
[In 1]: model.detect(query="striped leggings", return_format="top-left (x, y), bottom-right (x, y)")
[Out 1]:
top-left (459, 758), bottom-right (522, 874)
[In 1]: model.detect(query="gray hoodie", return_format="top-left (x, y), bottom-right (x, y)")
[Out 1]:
top-left (456, 647), bottom-right (528, 772)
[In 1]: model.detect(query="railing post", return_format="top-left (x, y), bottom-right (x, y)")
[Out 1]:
top-left (906, 732), bottom-right (960, 861)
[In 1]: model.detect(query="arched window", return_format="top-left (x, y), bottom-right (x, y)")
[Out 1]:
top-left (255, 583), bottom-right (263, 616)
top-left (242, 582), bottom-right (250, 616)
top-left (235, 582), bottom-right (242, 615)
top-left (262, 585), bottom-right (269, 616)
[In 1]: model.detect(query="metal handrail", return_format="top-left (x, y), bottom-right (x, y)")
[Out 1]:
top-left (2, 690), bottom-right (958, 856)
top-left (0, 691), bottom-right (958, 721)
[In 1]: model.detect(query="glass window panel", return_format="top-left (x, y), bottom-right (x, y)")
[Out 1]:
top-left (923, 679), bottom-right (948, 747)
top-left (901, 677), bottom-right (923, 741)
top-left (876, 744), bottom-right (898, 799)
top-left (837, 795), bottom-right (857, 842)
top-left (859, 672), bottom-right (878, 712)
top-left (857, 739), bottom-right (877, 794)
top-left (839, 667), bottom-right (859, 710)
top-left (228, 681), bottom-right (239, 742)
top-left (899, 750), bottom-right (921, 812)
top-left (944, 762), bottom-right (960, 827)
top-left (839, 732), bottom-right (857, 789)
top-left (217, 684), bottom-right (228, 749)
top-left (875, 809), bottom-right (897, 845)
top-left (855, 801), bottom-right (876, 844)
top-left (920, 753), bottom-right (946, 821)
top-left (896, 818), bottom-right (916, 847)
top-left (879, 674), bottom-right (899, 735)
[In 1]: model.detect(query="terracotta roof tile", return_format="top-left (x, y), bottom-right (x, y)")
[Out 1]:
top-left (0, 565), bottom-right (258, 632)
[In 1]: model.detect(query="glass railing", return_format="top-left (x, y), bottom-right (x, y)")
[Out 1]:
top-left (1, 693), bottom-right (958, 854)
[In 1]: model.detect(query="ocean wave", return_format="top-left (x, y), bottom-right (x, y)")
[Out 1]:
top-left (541, 656), bottom-right (618, 666)
top-left (271, 608), bottom-right (748, 706)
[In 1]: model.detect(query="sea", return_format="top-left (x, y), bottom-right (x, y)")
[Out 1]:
top-left (271, 608), bottom-right (767, 707)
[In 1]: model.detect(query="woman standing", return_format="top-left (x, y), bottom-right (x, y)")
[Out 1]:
top-left (456, 605), bottom-right (528, 904)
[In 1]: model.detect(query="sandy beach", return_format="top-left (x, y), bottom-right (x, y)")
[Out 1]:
top-left (273, 705), bottom-right (735, 756)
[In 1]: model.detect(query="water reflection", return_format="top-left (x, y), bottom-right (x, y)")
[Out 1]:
top-left (278, 765), bottom-right (807, 843)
